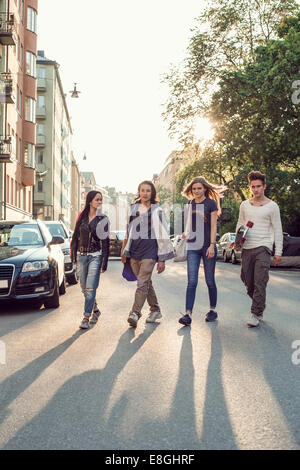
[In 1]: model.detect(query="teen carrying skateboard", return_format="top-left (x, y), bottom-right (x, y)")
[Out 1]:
top-left (235, 171), bottom-right (283, 327)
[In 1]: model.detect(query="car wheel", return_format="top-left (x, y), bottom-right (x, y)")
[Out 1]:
top-left (59, 275), bottom-right (66, 295)
top-left (44, 276), bottom-right (60, 309)
top-left (223, 251), bottom-right (229, 263)
top-left (231, 251), bottom-right (238, 264)
top-left (67, 271), bottom-right (78, 285)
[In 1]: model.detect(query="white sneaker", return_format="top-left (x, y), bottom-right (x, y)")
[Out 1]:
top-left (146, 311), bottom-right (162, 323)
top-left (247, 314), bottom-right (260, 327)
top-left (127, 312), bottom-right (140, 327)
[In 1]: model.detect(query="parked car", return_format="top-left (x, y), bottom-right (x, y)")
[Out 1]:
top-left (109, 230), bottom-right (126, 257)
top-left (44, 220), bottom-right (78, 285)
top-left (216, 232), bottom-right (241, 263)
top-left (0, 220), bottom-right (65, 308)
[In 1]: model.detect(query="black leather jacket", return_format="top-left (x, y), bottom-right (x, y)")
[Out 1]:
top-left (71, 214), bottom-right (110, 271)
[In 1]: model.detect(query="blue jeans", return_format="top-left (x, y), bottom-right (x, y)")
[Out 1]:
top-left (78, 255), bottom-right (101, 316)
top-left (185, 246), bottom-right (217, 312)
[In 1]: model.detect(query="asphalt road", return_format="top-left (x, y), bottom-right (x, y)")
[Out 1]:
top-left (0, 259), bottom-right (299, 450)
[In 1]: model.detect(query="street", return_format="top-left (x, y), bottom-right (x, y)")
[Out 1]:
top-left (0, 260), bottom-right (299, 450)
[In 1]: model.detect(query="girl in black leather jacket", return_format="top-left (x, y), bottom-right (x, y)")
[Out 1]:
top-left (71, 190), bottom-right (110, 329)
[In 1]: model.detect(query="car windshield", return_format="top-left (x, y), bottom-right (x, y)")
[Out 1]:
top-left (230, 234), bottom-right (235, 241)
top-left (114, 231), bottom-right (126, 241)
top-left (45, 224), bottom-right (67, 239)
top-left (0, 224), bottom-right (44, 247)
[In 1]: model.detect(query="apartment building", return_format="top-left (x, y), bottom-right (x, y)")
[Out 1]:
top-left (33, 50), bottom-right (72, 227)
top-left (70, 152), bottom-right (81, 230)
top-left (0, 0), bottom-right (38, 220)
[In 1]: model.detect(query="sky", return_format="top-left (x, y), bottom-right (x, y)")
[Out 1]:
top-left (37, 0), bottom-right (205, 193)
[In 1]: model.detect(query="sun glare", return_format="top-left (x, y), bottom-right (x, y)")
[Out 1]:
top-left (193, 118), bottom-right (215, 143)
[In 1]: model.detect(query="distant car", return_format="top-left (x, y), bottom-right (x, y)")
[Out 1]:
top-left (217, 232), bottom-right (241, 263)
top-left (109, 230), bottom-right (126, 257)
top-left (44, 221), bottom-right (78, 285)
top-left (0, 220), bottom-right (65, 308)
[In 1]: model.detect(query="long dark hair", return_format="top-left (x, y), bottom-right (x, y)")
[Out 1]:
top-left (134, 180), bottom-right (159, 205)
top-left (73, 190), bottom-right (102, 233)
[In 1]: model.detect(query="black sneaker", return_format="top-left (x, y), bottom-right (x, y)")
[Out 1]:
top-left (178, 314), bottom-right (192, 326)
top-left (205, 310), bottom-right (218, 322)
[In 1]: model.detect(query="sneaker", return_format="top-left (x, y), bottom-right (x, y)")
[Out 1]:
top-left (178, 313), bottom-right (192, 326)
top-left (127, 312), bottom-right (140, 327)
top-left (90, 309), bottom-right (101, 324)
top-left (247, 314), bottom-right (260, 327)
top-left (205, 310), bottom-right (218, 322)
top-left (79, 317), bottom-right (90, 329)
top-left (146, 310), bottom-right (162, 323)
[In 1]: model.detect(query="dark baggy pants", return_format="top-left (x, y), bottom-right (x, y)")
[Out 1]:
top-left (240, 246), bottom-right (271, 316)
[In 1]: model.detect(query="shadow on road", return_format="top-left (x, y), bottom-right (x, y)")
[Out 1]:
top-left (201, 323), bottom-right (237, 449)
top-left (258, 322), bottom-right (300, 447)
top-left (2, 325), bottom-right (158, 450)
top-left (0, 330), bottom-right (86, 429)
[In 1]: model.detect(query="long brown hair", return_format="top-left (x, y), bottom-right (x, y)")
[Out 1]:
top-left (134, 180), bottom-right (159, 205)
top-left (183, 176), bottom-right (226, 215)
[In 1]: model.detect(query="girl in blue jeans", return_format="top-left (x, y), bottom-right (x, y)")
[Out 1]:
top-left (179, 177), bottom-right (225, 326)
top-left (71, 191), bottom-right (110, 329)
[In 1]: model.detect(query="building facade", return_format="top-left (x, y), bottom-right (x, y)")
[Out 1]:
top-left (0, 0), bottom-right (38, 221)
top-left (70, 152), bottom-right (81, 230)
top-left (33, 50), bottom-right (72, 227)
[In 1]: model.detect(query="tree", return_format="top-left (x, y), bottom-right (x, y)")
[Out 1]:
top-left (163, 0), bottom-right (299, 144)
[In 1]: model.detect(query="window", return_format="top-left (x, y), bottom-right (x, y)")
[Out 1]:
top-left (37, 95), bottom-right (45, 108)
top-left (37, 124), bottom-right (44, 136)
top-left (21, 1), bottom-right (24, 22)
top-left (26, 51), bottom-right (36, 77)
top-left (19, 90), bottom-right (22, 116)
top-left (6, 176), bottom-right (9, 204)
top-left (23, 188), bottom-right (26, 211)
top-left (18, 138), bottom-right (22, 162)
top-left (38, 152), bottom-right (43, 164)
top-left (27, 7), bottom-right (37, 33)
top-left (24, 143), bottom-right (35, 168)
top-left (25, 97), bottom-right (35, 122)
top-left (20, 44), bottom-right (23, 68)
top-left (37, 180), bottom-right (43, 192)
top-left (11, 178), bottom-right (14, 205)
top-left (38, 68), bottom-right (46, 79)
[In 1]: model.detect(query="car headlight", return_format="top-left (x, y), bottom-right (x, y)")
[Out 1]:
top-left (22, 261), bottom-right (49, 272)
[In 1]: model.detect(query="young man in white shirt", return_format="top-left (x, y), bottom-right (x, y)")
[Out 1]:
top-left (235, 171), bottom-right (283, 327)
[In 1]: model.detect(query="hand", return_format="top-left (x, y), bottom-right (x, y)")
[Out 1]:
top-left (206, 245), bottom-right (215, 258)
top-left (157, 261), bottom-right (165, 274)
top-left (100, 269), bottom-right (106, 273)
top-left (273, 255), bottom-right (281, 266)
top-left (121, 256), bottom-right (126, 264)
top-left (181, 233), bottom-right (186, 239)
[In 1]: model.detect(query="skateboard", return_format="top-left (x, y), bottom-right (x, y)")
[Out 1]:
top-left (235, 221), bottom-right (254, 248)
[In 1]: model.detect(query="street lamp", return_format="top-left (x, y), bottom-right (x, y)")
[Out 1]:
top-left (69, 83), bottom-right (81, 98)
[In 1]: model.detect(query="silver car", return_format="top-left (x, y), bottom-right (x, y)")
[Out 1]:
top-left (44, 221), bottom-right (78, 284)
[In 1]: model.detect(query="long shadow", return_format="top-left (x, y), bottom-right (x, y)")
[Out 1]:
top-left (201, 323), bottom-right (237, 449)
top-left (0, 330), bottom-right (85, 427)
top-left (2, 324), bottom-right (158, 450)
top-left (107, 327), bottom-right (200, 450)
top-left (258, 322), bottom-right (300, 447)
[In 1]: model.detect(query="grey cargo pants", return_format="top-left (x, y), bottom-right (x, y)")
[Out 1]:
top-left (240, 246), bottom-right (271, 316)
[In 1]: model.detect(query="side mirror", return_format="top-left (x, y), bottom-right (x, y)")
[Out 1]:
top-left (50, 236), bottom-right (65, 245)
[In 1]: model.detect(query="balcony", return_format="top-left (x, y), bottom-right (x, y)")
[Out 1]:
top-left (34, 191), bottom-right (45, 203)
top-left (36, 135), bottom-right (46, 147)
top-left (0, 13), bottom-right (17, 46)
top-left (0, 137), bottom-right (14, 163)
top-left (22, 166), bottom-right (35, 186)
top-left (0, 73), bottom-right (15, 104)
top-left (37, 78), bottom-right (46, 91)
top-left (36, 106), bottom-right (46, 119)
